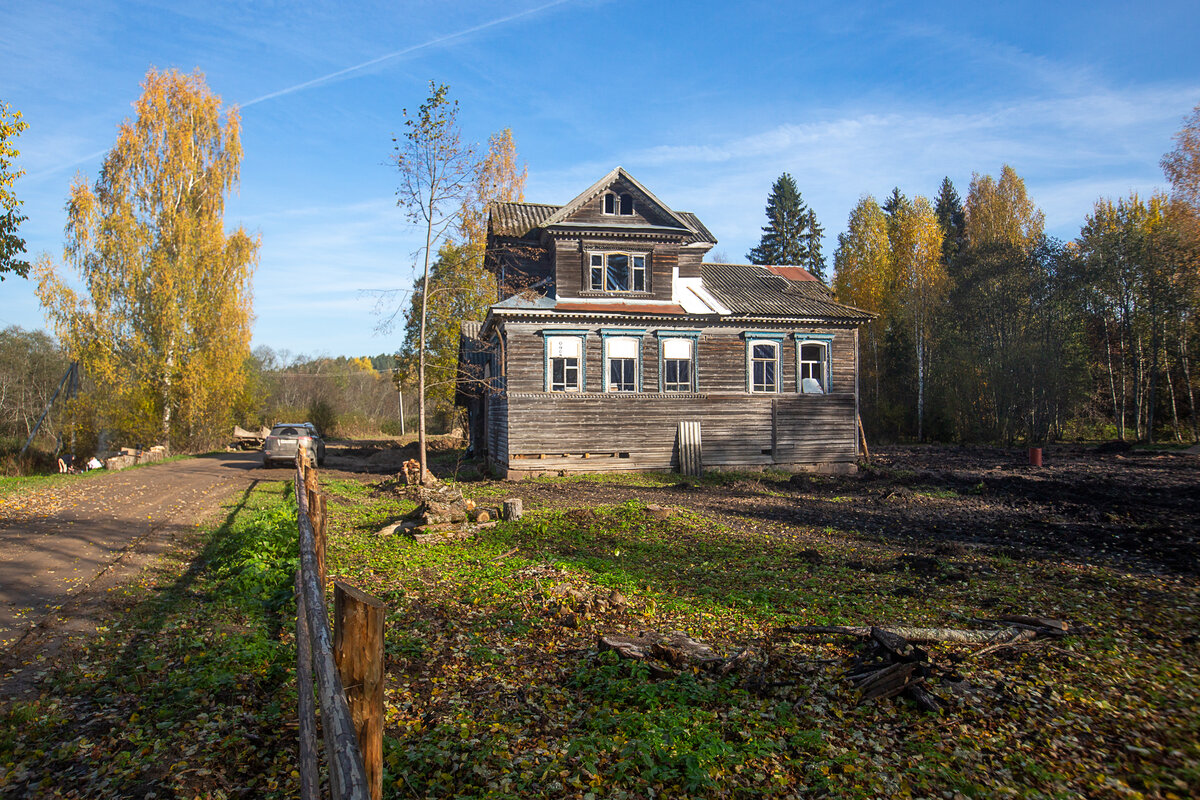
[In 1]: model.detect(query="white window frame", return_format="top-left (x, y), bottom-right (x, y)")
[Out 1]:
top-left (795, 334), bottom-right (834, 394)
top-left (797, 339), bottom-right (830, 394)
top-left (588, 251), bottom-right (648, 292)
top-left (657, 333), bottom-right (699, 393)
top-left (744, 334), bottom-right (784, 393)
top-left (604, 333), bottom-right (643, 393)
top-left (602, 191), bottom-right (634, 216)
top-left (544, 332), bottom-right (587, 393)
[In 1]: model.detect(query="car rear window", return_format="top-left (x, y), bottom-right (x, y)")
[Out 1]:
top-left (272, 427), bottom-right (301, 436)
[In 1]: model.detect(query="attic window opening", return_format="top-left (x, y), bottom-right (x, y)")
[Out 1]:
top-left (589, 252), bottom-right (648, 292)
top-left (603, 191), bottom-right (634, 216)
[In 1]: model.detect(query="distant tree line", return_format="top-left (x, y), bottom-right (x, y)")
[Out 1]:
top-left (823, 112), bottom-right (1200, 444)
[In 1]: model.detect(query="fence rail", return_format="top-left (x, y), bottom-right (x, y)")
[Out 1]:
top-left (295, 449), bottom-right (383, 800)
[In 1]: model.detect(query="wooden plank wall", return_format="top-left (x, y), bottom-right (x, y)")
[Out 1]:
top-left (486, 396), bottom-right (509, 471)
top-left (502, 393), bottom-right (856, 473)
top-left (503, 323), bottom-right (857, 396)
top-left (493, 321), bottom-right (859, 474)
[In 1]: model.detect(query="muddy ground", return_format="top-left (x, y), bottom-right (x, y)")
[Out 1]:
top-left (321, 440), bottom-right (1200, 576)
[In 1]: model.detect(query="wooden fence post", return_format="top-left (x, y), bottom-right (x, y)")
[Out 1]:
top-left (295, 572), bottom-right (319, 800)
top-left (333, 581), bottom-right (386, 800)
top-left (316, 494), bottom-right (328, 594)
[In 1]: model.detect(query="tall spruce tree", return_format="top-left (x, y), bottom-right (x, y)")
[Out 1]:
top-left (748, 173), bottom-right (811, 266)
top-left (934, 177), bottom-right (966, 269)
top-left (804, 208), bottom-right (827, 280)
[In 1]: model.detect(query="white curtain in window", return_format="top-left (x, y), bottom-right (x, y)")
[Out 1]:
top-left (607, 337), bottom-right (639, 358)
top-left (547, 336), bottom-right (582, 359)
top-left (662, 338), bottom-right (692, 359)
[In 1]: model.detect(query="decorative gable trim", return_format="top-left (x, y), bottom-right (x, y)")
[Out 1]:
top-left (541, 167), bottom-right (694, 233)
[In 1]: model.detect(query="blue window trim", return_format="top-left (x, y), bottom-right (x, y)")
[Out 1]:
top-left (541, 329), bottom-right (588, 393)
top-left (600, 329), bottom-right (645, 392)
top-left (794, 333), bottom-right (834, 393)
top-left (655, 330), bottom-right (700, 393)
top-left (740, 330), bottom-right (787, 341)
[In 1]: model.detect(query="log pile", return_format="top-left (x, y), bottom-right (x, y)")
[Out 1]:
top-left (376, 476), bottom-right (527, 544)
top-left (778, 616), bottom-right (1073, 711)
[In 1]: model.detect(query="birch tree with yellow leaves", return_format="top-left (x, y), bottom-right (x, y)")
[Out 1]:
top-left (890, 196), bottom-right (948, 441)
top-left (36, 68), bottom-right (258, 451)
top-left (833, 196), bottom-right (891, 412)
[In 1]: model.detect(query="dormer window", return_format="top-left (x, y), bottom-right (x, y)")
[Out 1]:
top-left (589, 251), bottom-right (648, 292)
top-left (603, 191), bottom-right (634, 216)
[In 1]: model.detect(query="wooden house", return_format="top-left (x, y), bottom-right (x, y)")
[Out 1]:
top-left (458, 167), bottom-right (872, 478)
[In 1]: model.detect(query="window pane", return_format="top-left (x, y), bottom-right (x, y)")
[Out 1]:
top-left (665, 361), bottom-right (678, 383)
top-left (632, 255), bottom-right (646, 291)
top-left (801, 344), bottom-right (823, 361)
top-left (609, 358), bottom-right (636, 391)
top-left (753, 343), bottom-right (775, 359)
top-left (604, 193), bottom-right (615, 214)
top-left (553, 359), bottom-right (564, 385)
top-left (606, 254), bottom-right (629, 290)
top-left (619, 193), bottom-right (633, 215)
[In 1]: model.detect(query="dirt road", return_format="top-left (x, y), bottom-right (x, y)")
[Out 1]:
top-left (0, 453), bottom-right (263, 651)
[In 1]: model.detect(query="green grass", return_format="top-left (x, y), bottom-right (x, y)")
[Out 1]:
top-left (319, 477), bottom-right (1200, 800)
top-left (0, 479), bottom-right (302, 798)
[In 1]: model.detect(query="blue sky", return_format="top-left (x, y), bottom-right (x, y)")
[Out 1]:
top-left (2, 0), bottom-right (1197, 357)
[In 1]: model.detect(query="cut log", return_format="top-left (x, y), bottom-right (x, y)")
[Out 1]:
top-left (779, 625), bottom-right (1034, 645)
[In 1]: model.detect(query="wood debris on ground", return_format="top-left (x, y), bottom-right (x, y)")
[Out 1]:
top-left (777, 615), bottom-right (1076, 711)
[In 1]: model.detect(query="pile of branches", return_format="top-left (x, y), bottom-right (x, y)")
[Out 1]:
top-left (778, 615), bottom-right (1073, 711)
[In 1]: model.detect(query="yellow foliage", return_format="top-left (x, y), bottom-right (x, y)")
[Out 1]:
top-left (36, 68), bottom-right (258, 450)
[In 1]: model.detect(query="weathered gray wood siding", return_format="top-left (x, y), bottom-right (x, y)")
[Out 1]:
top-left (493, 321), bottom-right (859, 474)
top-left (486, 395), bottom-right (508, 471)
top-left (503, 393), bottom-right (855, 473)
top-left (503, 322), bottom-right (856, 395)
top-left (676, 248), bottom-right (705, 278)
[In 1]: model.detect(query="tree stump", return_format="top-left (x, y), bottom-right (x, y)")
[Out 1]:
top-left (502, 498), bottom-right (524, 521)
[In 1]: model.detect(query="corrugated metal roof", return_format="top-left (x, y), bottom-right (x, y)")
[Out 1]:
top-left (489, 201), bottom-right (715, 244)
top-left (676, 212), bottom-right (717, 244)
top-left (489, 202), bottom-right (559, 237)
top-left (701, 264), bottom-right (873, 321)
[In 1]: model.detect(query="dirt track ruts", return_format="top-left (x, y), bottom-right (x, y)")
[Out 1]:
top-left (0, 452), bottom-right (263, 653)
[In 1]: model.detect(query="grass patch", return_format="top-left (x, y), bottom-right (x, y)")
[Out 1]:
top-left (318, 476), bottom-right (1200, 798)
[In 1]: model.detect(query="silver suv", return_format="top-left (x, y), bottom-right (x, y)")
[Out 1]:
top-left (262, 423), bottom-right (326, 467)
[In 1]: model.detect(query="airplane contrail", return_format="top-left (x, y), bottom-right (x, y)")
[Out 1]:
top-left (28, 1), bottom-right (573, 180)
top-left (241, 0), bottom-right (573, 108)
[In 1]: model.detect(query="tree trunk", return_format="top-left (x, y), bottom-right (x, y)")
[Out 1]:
top-left (162, 347), bottom-right (174, 448)
top-left (1181, 315), bottom-right (1199, 443)
top-left (417, 210), bottom-right (433, 481)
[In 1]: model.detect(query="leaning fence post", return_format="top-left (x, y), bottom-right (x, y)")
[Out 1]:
top-left (295, 572), bottom-right (319, 800)
top-left (334, 581), bottom-right (386, 800)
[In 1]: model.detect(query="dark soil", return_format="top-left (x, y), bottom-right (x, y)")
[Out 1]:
top-left (486, 444), bottom-right (1199, 577)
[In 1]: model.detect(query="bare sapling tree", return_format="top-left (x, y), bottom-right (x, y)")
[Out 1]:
top-left (393, 82), bottom-right (476, 480)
